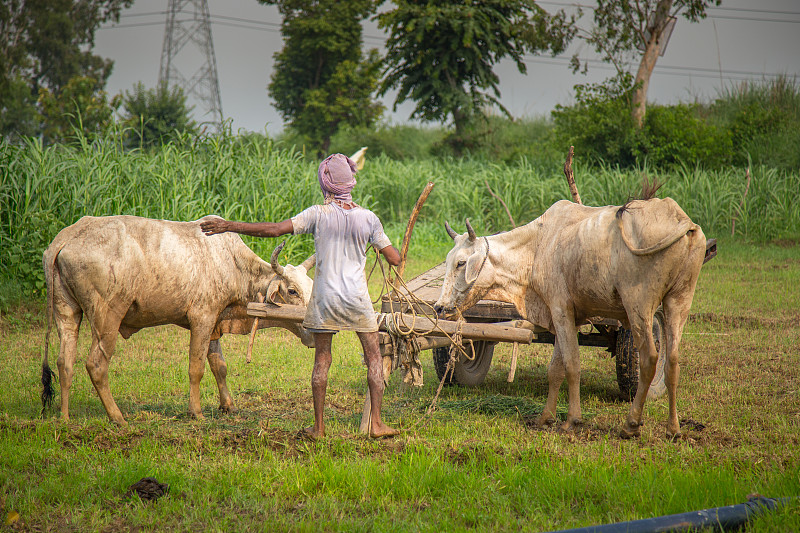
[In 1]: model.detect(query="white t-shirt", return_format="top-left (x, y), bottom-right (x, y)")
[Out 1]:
top-left (291, 203), bottom-right (392, 332)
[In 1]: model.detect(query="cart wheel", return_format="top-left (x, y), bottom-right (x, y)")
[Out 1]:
top-left (615, 307), bottom-right (667, 400)
top-left (433, 341), bottom-right (496, 386)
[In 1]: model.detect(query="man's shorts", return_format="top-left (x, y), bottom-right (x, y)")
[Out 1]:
top-left (307, 328), bottom-right (338, 335)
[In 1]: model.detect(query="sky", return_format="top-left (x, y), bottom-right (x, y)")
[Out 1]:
top-left (94, 0), bottom-right (800, 135)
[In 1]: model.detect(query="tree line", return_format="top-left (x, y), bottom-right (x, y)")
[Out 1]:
top-left (1, 0), bottom-right (719, 152)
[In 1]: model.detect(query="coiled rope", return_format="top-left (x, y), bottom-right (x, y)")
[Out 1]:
top-left (366, 249), bottom-right (473, 413)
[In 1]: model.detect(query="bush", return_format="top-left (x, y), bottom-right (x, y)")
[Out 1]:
top-left (429, 115), bottom-right (561, 164)
top-left (120, 82), bottom-right (197, 150)
top-left (710, 76), bottom-right (800, 169)
top-left (329, 122), bottom-right (444, 160)
top-left (551, 75), bottom-right (640, 167)
top-left (636, 104), bottom-right (733, 168)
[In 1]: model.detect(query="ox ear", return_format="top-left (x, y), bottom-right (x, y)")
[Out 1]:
top-left (266, 277), bottom-right (282, 304)
top-left (464, 248), bottom-right (485, 285)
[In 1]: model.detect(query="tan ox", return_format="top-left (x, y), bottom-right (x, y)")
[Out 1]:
top-left (433, 196), bottom-right (706, 439)
top-left (41, 215), bottom-right (314, 426)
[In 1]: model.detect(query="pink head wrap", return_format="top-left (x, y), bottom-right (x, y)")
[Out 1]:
top-left (318, 153), bottom-right (358, 205)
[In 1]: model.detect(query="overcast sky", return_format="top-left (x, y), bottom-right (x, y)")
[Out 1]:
top-left (95, 0), bottom-right (800, 134)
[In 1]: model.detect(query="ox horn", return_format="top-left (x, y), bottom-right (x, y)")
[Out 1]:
top-left (270, 240), bottom-right (286, 276)
top-left (444, 221), bottom-right (458, 240)
top-left (301, 253), bottom-right (316, 271)
top-left (465, 218), bottom-right (477, 242)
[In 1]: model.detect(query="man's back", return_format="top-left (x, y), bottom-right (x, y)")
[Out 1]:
top-left (292, 203), bottom-right (391, 332)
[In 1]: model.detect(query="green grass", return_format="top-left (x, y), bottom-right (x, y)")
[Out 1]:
top-left (1, 240), bottom-right (799, 531)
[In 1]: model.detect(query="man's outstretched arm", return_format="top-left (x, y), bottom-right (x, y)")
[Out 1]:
top-left (200, 218), bottom-right (294, 238)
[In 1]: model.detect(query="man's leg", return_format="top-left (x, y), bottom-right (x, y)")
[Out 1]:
top-left (304, 332), bottom-right (333, 439)
top-left (357, 331), bottom-right (399, 438)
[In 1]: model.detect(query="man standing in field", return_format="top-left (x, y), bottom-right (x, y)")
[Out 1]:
top-left (200, 153), bottom-right (400, 439)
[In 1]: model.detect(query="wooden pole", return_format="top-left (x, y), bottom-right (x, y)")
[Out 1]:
top-left (507, 342), bottom-right (519, 382)
top-left (564, 146), bottom-right (582, 205)
top-left (245, 292), bottom-right (264, 363)
top-left (395, 181), bottom-right (435, 281)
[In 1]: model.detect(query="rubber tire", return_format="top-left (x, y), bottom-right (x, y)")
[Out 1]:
top-left (615, 307), bottom-right (667, 401)
top-left (433, 341), bottom-right (496, 386)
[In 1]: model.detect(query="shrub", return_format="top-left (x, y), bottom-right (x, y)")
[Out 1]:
top-left (709, 76), bottom-right (800, 170)
top-left (636, 104), bottom-right (733, 168)
top-left (550, 75), bottom-right (640, 167)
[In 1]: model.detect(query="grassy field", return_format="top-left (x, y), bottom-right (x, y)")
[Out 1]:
top-left (1, 236), bottom-right (798, 531)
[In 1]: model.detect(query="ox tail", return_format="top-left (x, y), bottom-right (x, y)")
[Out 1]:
top-left (40, 247), bottom-right (62, 416)
top-left (616, 215), bottom-right (699, 256)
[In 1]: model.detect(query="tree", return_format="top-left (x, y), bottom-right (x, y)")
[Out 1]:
top-left (120, 82), bottom-right (197, 149)
top-left (0, 0), bottom-right (131, 139)
top-left (377, 0), bottom-right (576, 139)
top-left (38, 76), bottom-right (120, 143)
top-left (575, 0), bottom-right (720, 128)
top-left (260, 0), bottom-right (383, 155)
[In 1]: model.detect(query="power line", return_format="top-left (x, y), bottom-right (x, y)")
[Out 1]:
top-left (100, 10), bottom-right (794, 83)
top-left (521, 54), bottom-right (788, 82)
top-left (536, 0), bottom-right (800, 17)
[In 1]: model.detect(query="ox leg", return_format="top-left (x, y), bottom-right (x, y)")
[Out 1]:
top-left (554, 319), bottom-right (583, 431)
top-left (537, 316), bottom-right (583, 431)
top-left (662, 295), bottom-right (693, 440)
top-left (85, 317), bottom-right (126, 426)
top-left (206, 339), bottom-right (235, 413)
top-left (537, 341), bottom-right (564, 427)
top-left (187, 324), bottom-right (213, 420)
top-left (54, 297), bottom-right (82, 422)
top-left (621, 314), bottom-right (657, 439)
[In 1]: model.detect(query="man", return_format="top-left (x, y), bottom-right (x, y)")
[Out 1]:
top-left (200, 153), bottom-right (400, 439)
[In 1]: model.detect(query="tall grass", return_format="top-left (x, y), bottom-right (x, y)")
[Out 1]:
top-left (2, 130), bottom-right (798, 295)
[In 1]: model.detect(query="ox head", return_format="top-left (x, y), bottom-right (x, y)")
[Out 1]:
top-left (433, 219), bottom-right (493, 318)
top-left (266, 240), bottom-right (315, 307)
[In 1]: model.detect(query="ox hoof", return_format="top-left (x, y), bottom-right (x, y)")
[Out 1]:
top-left (559, 418), bottom-right (583, 433)
top-left (620, 421), bottom-right (641, 439)
top-left (189, 411), bottom-right (205, 421)
top-left (666, 430), bottom-right (682, 442)
top-left (534, 414), bottom-right (557, 428)
top-left (218, 404), bottom-right (237, 414)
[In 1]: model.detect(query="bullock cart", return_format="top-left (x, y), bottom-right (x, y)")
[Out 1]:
top-left (380, 237), bottom-right (718, 399)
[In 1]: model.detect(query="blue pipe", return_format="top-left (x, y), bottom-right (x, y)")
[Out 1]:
top-left (542, 496), bottom-right (792, 533)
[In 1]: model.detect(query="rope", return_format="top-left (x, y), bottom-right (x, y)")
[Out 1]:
top-left (366, 248), bottom-right (474, 415)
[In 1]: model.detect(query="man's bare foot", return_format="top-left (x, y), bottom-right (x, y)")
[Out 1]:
top-left (298, 426), bottom-right (324, 441)
top-left (369, 422), bottom-right (399, 439)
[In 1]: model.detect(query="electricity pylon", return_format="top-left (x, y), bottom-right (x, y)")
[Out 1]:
top-left (159, 0), bottom-right (223, 129)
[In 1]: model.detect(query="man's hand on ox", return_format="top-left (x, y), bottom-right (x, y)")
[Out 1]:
top-left (200, 219), bottom-right (230, 236)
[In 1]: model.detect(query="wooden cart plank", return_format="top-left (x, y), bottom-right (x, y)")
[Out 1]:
top-left (384, 261), bottom-right (521, 320)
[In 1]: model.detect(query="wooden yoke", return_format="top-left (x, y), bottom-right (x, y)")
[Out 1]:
top-left (246, 303), bottom-right (534, 344)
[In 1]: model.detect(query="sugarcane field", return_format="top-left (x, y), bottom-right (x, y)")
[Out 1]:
top-left (2, 133), bottom-right (798, 532)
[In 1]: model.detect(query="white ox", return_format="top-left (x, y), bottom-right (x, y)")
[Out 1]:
top-left (41, 215), bottom-right (315, 426)
top-left (433, 197), bottom-right (707, 439)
